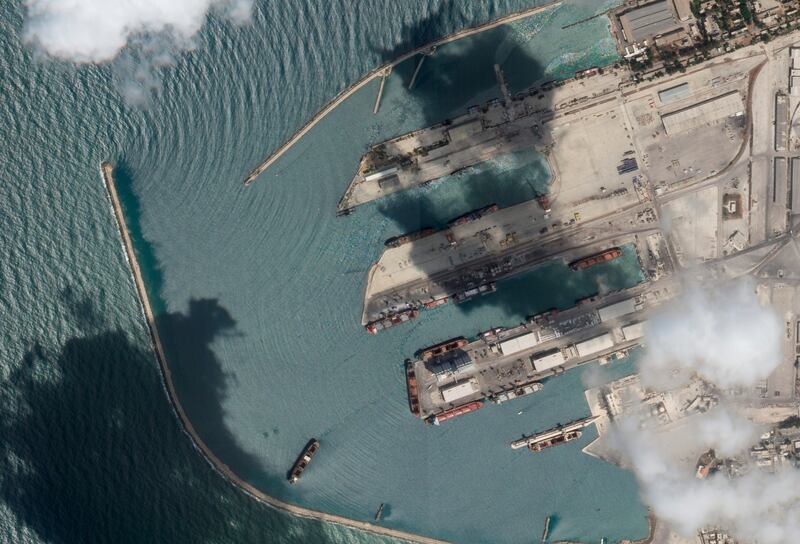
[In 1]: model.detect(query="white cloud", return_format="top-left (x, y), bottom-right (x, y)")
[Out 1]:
top-left (23, 0), bottom-right (252, 63)
top-left (605, 277), bottom-right (798, 542)
top-left (22, 0), bottom-right (253, 103)
top-left (641, 278), bottom-right (782, 389)
top-left (612, 412), bottom-right (800, 543)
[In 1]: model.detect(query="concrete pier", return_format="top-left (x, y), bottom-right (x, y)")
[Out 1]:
top-left (242, 1), bottom-right (562, 187)
top-left (99, 162), bottom-right (448, 544)
top-left (373, 69), bottom-right (389, 114)
top-left (408, 51), bottom-right (431, 91)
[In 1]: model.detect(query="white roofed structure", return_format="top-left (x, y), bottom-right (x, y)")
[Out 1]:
top-left (499, 332), bottom-right (539, 356)
top-left (622, 321), bottom-right (646, 341)
top-left (532, 350), bottom-right (566, 372)
top-left (598, 298), bottom-right (637, 322)
top-left (661, 91), bottom-right (743, 135)
top-left (575, 333), bottom-right (614, 358)
top-left (441, 379), bottom-right (480, 403)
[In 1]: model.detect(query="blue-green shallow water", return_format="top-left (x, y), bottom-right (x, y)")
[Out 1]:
top-left (0, 0), bottom-right (648, 542)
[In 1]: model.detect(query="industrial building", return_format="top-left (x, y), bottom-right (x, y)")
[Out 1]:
top-left (499, 331), bottom-right (540, 356)
top-left (622, 321), bottom-right (646, 341)
top-left (775, 93), bottom-right (789, 152)
top-left (618, 1), bottom-right (682, 43)
top-left (791, 47), bottom-right (800, 96)
top-left (658, 82), bottom-right (691, 104)
top-left (426, 351), bottom-right (475, 382)
top-left (598, 298), bottom-right (637, 322)
top-left (575, 333), bottom-right (615, 358)
top-left (792, 158), bottom-right (800, 213)
top-left (441, 379), bottom-right (480, 403)
top-left (661, 91), bottom-right (744, 135)
top-left (774, 157), bottom-right (788, 205)
top-left (532, 350), bottom-right (566, 372)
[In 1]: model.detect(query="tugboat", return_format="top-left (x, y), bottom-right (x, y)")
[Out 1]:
top-left (287, 439), bottom-right (320, 484)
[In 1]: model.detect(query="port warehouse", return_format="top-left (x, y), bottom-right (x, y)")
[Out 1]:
top-left (660, 91), bottom-right (744, 135)
top-left (618, 0), bottom-right (682, 43)
top-left (597, 298), bottom-right (638, 322)
top-left (658, 82), bottom-right (691, 105)
top-left (441, 379), bottom-right (479, 403)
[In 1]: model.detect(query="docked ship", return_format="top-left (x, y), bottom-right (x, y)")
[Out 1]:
top-left (287, 439), bottom-right (320, 484)
top-left (453, 282), bottom-right (496, 303)
top-left (384, 227), bottom-right (436, 248)
top-left (447, 204), bottom-right (499, 227)
top-left (568, 248), bottom-right (622, 271)
top-left (510, 416), bottom-right (598, 451)
top-left (419, 337), bottom-right (468, 361)
top-left (365, 309), bottom-right (419, 334)
top-left (491, 382), bottom-right (543, 404)
top-left (429, 401), bottom-right (484, 425)
top-left (405, 360), bottom-right (421, 417)
top-left (422, 296), bottom-right (448, 309)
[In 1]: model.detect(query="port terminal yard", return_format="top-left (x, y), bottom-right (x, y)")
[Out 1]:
top-left (407, 278), bottom-right (680, 423)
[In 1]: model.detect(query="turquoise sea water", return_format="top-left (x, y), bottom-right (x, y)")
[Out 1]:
top-left (0, 0), bottom-right (649, 542)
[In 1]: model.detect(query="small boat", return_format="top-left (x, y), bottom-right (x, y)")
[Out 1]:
top-left (374, 503), bottom-right (385, 521)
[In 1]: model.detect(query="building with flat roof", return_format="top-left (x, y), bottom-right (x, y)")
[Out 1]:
top-left (661, 91), bottom-right (744, 135)
top-left (658, 82), bottom-right (691, 104)
top-left (622, 321), bottom-right (646, 341)
top-left (619, 1), bottom-right (682, 43)
top-left (427, 351), bottom-right (475, 382)
top-left (575, 333), bottom-right (615, 358)
top-left (532, 350), bottom-right (566, 372)
top-left (441, 379), bottom-right (479, 403)
top-left (499, 331), bottom-right (539, 356)
top-left (598, 298), bottom-right (637, 322)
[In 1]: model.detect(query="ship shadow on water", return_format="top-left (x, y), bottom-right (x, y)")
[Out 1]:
top-left (0, 293), bottom-right (366, 544)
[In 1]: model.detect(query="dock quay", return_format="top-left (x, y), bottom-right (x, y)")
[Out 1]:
top-left (510, 415), bottom-right (599, 450)
top-left (407, 279), bottom-right (679, 422)
top-left (242, 1), bottom-right (562, 187)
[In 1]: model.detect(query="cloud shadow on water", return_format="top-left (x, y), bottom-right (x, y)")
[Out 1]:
top-left (110, 162), bottom-right (269, 482)
top-left (0, 294), bottom-right (372, 544)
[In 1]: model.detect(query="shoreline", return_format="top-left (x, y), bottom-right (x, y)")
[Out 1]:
top-left (242, 0), bottom-right (563, 186)
top-left (99, 161), bottom-right (448, 544)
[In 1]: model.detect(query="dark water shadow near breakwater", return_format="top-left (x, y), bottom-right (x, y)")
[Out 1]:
top-left (0, 295), bottom-right (377, 544)
top-left (112, 162), bottom-right (270, 484)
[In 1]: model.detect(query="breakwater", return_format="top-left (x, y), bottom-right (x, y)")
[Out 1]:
top-left (100, 161), bottom-right (446, 544)
top-left (242, 1), bottom-right (562, 186)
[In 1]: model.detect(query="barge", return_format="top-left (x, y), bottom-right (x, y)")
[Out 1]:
top-left (429, 401), bottom-right (484, 425)
top-left (511, 416), bottom-right (598, 451)
top-left (365, 309), bottom-right (419, 334)
top-left (448, 204), bottom-right (499, 227)
top-left (453, 282), bottom-right (496, 303)
top-left (288, 439), bottom-right (320, 484)
top-left (418, 337), bottom-right (468, 361)
top-left (385, 227), bottom-right (436, 248)
top-left (405, 360), bottom-right (421, 417)
top-left (569, 248), bottom-right (622, 271)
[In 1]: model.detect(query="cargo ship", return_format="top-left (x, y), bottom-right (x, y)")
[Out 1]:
top-left (568, 248), bottom-right (622, 271)
top-left (453, 282), bottom-right (496, 303)
top-left (365, 309), bottom-right (419, 334)
top-left (287, 439), bottom-right (320, 484)
top-left (448, 204), bottom-right (499, 227)
top-left (491, 382), bottom-right (543, 404)
top-left (405, 360), bottom-right (421, 417)
top-left (510, 416), bottom-right (598, 451)
top-left (418, 337), bottom-right (468, 361)
top-left (429, 401), bottom-right (484, 425)
top-left (422, 296), bottom-right (448, 309)
top-left (384, 227), bottom-right (436, 248)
